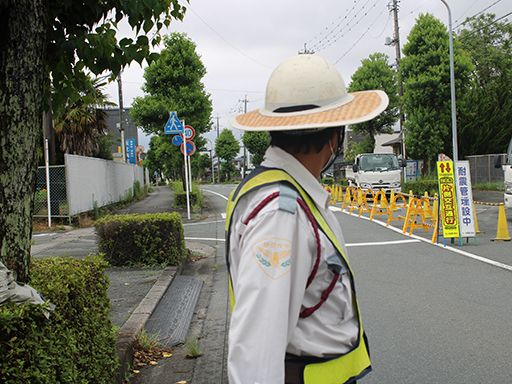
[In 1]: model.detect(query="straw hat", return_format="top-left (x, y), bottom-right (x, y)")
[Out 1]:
top-left (232, 54), bottom-right (389, 132)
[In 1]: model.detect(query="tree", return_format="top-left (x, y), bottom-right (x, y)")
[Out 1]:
top-left (348, 53), bottom-right (399, 150)
top-left (0, 1), bottom-right (186, 282)
top-left (54, 76), bottom-right (113, 157)
top-left (131, 33), bottom-right (212, 136)
top-left (131, 32), bottom-right (212, 187)
top-left (401, 13), bottom-right (473, 173)
top-left (242, 131), bottom-right (270, 167)
top-left (216, 129), bottom-right (240, 181)
top-left (457, 14), bottom-right (512, 157)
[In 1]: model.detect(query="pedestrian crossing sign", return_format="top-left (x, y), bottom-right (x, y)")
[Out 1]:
top-left (164, 111), bottom-right (184, 134)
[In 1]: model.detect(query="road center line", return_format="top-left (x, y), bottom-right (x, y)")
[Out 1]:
top-left (202, 189), bottom-right (229, 201)
top-left (330, 206), bottom-right (512, 272)
top-left (184, 220), bottom-right (225, 226)
top-left (346, 239), bottom-right (420, 247)
top-left (185, 237), bottom-right (225, 242)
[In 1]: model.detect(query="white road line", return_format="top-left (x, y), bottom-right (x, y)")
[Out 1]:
top-left (221, 213), bottom-right (226, 219)
top-left (330, 206), bottom-right (512, 272)
top-left (185, 237), bottom-right (225, 242)
top-left (202, 189), bottom-right (229, 201)
top-left (184, 220), bottom-right (225, 226)
top-left (346, 239), bottom-right (420, 247)
top-left (33, 233), bottom-right (53, 237)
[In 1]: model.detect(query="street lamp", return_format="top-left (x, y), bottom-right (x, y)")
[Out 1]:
top-left (440, 0), bottom-right (459, 162)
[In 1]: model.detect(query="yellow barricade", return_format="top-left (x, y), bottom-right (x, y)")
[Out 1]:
top-left (403, 194), bottom-right (439, 239)
top-left (369, 189), bottom-right (389, 221)
top-left (386, 191), bottom-right (408, 225)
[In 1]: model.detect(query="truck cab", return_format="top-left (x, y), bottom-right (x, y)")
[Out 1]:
top-left (347, 153), bottom-right (402, 194)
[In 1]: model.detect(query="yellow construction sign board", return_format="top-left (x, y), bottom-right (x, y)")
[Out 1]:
top-left (437, 161), bottom-right (460, 238)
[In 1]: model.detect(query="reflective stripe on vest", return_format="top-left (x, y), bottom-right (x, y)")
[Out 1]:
top-left (225, 168), bottom-right (372, 384)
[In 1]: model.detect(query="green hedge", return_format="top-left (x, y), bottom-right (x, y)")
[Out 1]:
top-left (402, 179), bottom-right (438, 197)
top-left (0, 256), bottom-right (118, 383)
top-left (170, 181), bottom-right (204, 211)
top-left (95, 213), bottom-right (186, 266)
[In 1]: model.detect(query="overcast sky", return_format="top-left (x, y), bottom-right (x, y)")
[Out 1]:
top-left (103, 0), bottom-right (510, 149)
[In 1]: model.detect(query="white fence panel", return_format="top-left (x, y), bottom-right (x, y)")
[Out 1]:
top-left (65, 154), bottom-right (146, 215)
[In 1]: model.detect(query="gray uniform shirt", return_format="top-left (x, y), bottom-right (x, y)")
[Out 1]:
top-left (228, 146), bottom-right (359, 384)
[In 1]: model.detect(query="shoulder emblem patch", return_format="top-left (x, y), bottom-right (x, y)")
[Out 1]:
top-left (254, 238), bottom-right (292, 279)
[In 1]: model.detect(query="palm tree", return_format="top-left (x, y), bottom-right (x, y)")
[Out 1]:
top-left (54, 76), bottom-right (114, 157)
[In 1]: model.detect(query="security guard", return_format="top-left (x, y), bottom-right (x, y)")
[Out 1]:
top-left (226, 54), bottom-right (389, 384)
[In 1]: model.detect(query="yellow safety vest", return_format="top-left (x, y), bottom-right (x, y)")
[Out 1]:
top-left (225, 168), bottom-right (372, 384)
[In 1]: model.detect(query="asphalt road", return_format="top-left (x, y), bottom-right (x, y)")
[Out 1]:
top-left (197, 184), bottom-right (512, 384)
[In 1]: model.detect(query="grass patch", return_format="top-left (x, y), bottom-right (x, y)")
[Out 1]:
top-left (185, 336), bottom-right (203, 359)
top-left (472, 182), bottom-right (505, 191)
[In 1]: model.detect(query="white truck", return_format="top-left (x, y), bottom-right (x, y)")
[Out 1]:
top-left (497, 138), bottom-right (512, 208)
top-left (346, 153), bottom-right (404, 194)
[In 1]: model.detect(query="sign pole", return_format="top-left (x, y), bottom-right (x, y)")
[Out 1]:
top-left (188, 152), bottom-right (192, 191)
top-left (211, 150), bottom-right (215, 184)
top-left (182, 123), bottom-right (191, 220)
top-left (44, 138), bottom-right (52, 228)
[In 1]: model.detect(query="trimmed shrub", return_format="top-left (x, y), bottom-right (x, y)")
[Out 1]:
top-left (0, 256), bottom-right (118, 383)
top-left (402, 179), bottom-right (438, 197)
top-left (171, 181), bottom-right (204, 211)
top-left (95, 213), bottom-right (186, 266)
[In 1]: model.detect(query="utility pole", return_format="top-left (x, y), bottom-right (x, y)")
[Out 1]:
top-left (117, 71), bottom-right (126, 162)
top-left (215, 115), bottom-right (220, 180)
top-left (239, 95), bottom-right (249, 178)
top-left (387, 0), bottom-right (406, 179)
top-left (216, 114), bottom-right (220, 138)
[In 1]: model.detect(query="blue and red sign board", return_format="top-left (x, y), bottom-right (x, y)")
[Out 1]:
top-left (165, 112), bottom-right (196, 156)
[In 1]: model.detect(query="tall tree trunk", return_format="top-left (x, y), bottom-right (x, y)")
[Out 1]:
top-left (0, 1), bottom-right (46, 282)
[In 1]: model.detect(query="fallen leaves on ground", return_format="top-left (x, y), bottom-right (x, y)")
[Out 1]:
top-left (132, 346), bottom-right (173, 372)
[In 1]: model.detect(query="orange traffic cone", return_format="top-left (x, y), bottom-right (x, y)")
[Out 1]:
top-left (491, 203), bottom-right (511, 241)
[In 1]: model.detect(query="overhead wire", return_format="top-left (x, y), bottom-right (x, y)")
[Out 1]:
top-left (307, 0), bottom-right (365, 51)
top-left (453, 0), bottom-right (481, 26)
top-left (311, 0), bottom-right (379, 52)
top-left (459, 10), bottom-right (512, 39)
top-left (187, 6), bottom-right (271, 69)
top-left (454, 0), bottom-right (503, 29)
top-left (373, 11), bottom-right (392, 38)
top-left (334, 4), bottom-right (389, 64)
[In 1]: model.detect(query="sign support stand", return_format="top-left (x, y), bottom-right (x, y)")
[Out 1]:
top-left (188, 152), bottom-right (192, 192)
top-left (182, 123), bottom-right (191, 220)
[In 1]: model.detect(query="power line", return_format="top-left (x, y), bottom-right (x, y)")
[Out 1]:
top-left (454, 0), bottom-right (503, 29)
top-left (313, 0), bottom-right (380, 52)
top-left (373, 12), bottom-right (392, 38)
top-left (334, 4), bottom-right (388, 64)
top-left (460, 11), bottom-right (512, 39)
top-left (306, 0), bottom-right (364, 50)
top-left (187, 7), bottom-right (271, 69)
top-left (453, 0), bottom-right (481, 25)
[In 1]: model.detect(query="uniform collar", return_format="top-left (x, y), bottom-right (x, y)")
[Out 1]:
top-left (261, 146), bottom-right (330, 210)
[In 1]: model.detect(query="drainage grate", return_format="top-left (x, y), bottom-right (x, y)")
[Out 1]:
top-left (144, 275), bottom-right (203, 347)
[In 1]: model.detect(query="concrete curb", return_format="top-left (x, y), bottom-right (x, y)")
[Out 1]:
top-left (113, 241), bottom-right (214, 383)
top-left (115, 266), bottom-right (178, 384)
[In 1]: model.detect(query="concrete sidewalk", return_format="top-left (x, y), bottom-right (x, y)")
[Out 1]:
top-left (30, 186), bottom-right (187, 382)
top-left (31, 184), bottom-right (230, 383)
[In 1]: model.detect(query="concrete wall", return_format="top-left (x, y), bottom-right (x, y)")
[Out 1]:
top-left (65, 154), bottom-right (146, 215)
